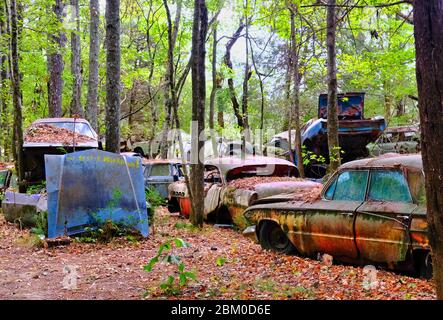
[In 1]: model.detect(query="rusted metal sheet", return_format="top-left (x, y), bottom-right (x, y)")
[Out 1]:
top-left (45, 149), bottom-right (148, 238)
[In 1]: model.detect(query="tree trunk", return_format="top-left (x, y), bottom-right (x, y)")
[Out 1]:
top-left (86, 0), bottom-right (100, 131)
top-left (290, 6), bottom-right (305, 178)
top-left (413, 0), bottom-right (443, 300)
top-left (70, 0), bottom-right (83, 117)
top-left (10, 0), bottom-right (24, 191)
top-left (0, 0), bottom-right (8, 160)
top-left (209, 23), bottom-right (218, 157)
top-left (160, 0), bottom-right (182, 159)
top-left (224, 23), bottom-right (245, 128)
top-left (241, 0), bottom-right (250, 144)
top-left (105, 0), bottom-right (121, 153)
top-left (47, 0), bottom-right (65, 118)
top-left (326, 0), bottom-right (341, 172)
top-left (190, 0), bottom-right (207, 228)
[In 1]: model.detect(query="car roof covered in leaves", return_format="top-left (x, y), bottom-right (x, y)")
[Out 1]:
top-left (205, 156), bottom-right (296, 176)
top-left (340, 153), bottom-right (422, 170)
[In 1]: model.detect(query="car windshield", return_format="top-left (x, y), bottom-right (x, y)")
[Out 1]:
top-left (44, 122), bottom-right (95, 139)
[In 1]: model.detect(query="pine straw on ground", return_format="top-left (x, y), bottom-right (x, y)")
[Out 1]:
top-left (24, 124), bottom-right (95, 145)
top-left (0, 208), bottom-right (436, 300)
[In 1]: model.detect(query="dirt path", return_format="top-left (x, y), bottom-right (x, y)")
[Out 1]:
top-left (0, 208), bottom-right (436, 300)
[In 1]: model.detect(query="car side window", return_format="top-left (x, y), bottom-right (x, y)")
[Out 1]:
top-left (368, 170), bottom-right (412, 203)
top-left (324, 177), bottom-right (337, 200)
top-left (333, 170), bottom-right (369, 201)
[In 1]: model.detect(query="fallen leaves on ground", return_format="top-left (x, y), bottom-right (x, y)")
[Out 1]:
top-left (24, 124), bottom-right (95, 145)
top-left (0, 208), bottom-right (436, 300)
top-left (228, 177), bottom-right (306, 190)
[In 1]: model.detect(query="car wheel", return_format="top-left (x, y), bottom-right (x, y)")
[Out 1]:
top-left (259, 221), bottom-right (296, 254)
top-left (419, 251), bottom-right (433, 280)
top-left (167, 198), bottom-right (180, 213)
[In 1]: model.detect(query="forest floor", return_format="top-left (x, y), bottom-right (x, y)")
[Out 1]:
top-left (0, 207), bottom-right (437, 300)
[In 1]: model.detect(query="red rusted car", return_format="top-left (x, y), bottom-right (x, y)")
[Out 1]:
top-left (167, 156), bottom-right (321, 228)
top-left (244, 154), bottom-right (432, 278)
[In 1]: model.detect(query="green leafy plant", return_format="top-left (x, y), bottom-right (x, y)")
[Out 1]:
top-left (26, 181), bottom-right (46, 195)
top-left (216, 257), bottom-right (227, 267)
top-left (145, 187), bottom-right (166, 226)
top-left (144, 238), bottom-right (196, 296)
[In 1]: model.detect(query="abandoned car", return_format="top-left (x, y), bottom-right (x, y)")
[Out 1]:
top-left (168, 156), bottom-right (322, 228)
top-left (297, 92), bottom-right (386, 178)
top-left (2, 118), bottom-right (99, 226)
top-left (142, 159), bottom-right (185, 199)
top-left (244, 153), bottom-right (431, 278)
top-left (367, 125), bottom-right (420, 156)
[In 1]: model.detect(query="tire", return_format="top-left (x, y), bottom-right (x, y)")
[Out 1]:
top-left (259, 221), bottom-right (297, 254)
top-left (167, 198), bottom-right (179, 213)
top-left (215, 206), bottom-right (232, 225)
top-left (419, 251), bottom-right (433, 280)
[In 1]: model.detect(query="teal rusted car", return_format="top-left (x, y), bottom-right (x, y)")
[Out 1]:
top-left (244, 154), bottom-right (432, 278)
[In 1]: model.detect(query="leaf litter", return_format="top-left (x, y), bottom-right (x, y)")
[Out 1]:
top-left (0, 208), bottom-right (436, 300)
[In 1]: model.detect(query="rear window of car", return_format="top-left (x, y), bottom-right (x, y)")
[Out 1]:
top-left (150, 164), bottom-right (170, 176)
top-left (368, 170), bottom-right (412, 203)
top-left (330, 170), bottom-right (369, 201)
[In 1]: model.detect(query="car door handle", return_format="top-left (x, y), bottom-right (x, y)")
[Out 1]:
top-left (341, 212), bottom-right (354, 217)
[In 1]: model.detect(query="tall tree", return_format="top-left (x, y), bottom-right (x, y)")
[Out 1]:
top-left (105, 0), bottom-right (121, 153)
top-left (0, 0), bottom-right (9, 160)
top-left (190, 0), bottom-right (208, 227)
top-left (413, 0), bottom-right (443, 299)
top-left (10, 0), bottom-right (24, 190)
top-left (47, 0), bottom-right (65, 118)
top-left (241, 0), bottom-right (251, 143)
top-left (160, 0), bottom-right (182, 159)
top-left (209, 21), bottom-right (218, 157)
top-left (326, 0), bottom-right (341, 172)
top-left (289, 4), bottom-right (305, 178)
top-left (86, 0), bottom-right (100, 131)
top-left (70, 0), bottom-right (83, 117)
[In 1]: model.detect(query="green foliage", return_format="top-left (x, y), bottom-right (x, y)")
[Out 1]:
top-left (144, 238), bottom-right (196, 296)
top-left (216, 256), bottom-right (226, 267)
top-left (26, 181), bottom-right (46, 195)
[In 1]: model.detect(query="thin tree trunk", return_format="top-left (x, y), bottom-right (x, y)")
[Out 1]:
top-left (224, 22), bottom-right (245, 128)
top-left (86, 0), bottom-right (100, 131)
top-left (290, 6), bottom-right (305, 178)
top-left (160, 0), bottom-right (182, 159)
top-left (209, 23), bottom-right (218, 157)
top-left (0, 0), bottom-right (7, 159)
top-left (190, 0), bottom-right (207, 228)
top-left (241, 0), bottom-right (250, 144)
top-left (326, 0), bottom-right (341, 172)
top-left (70, 0), bottom-right (83, 117)
top-left (10, 0), bottom-right (24, 191)
top-left (47, 0), bottom-right (65, 118)
top-left (413, 0), bottom-right (443, 300)
top-left (105, 0), bottom-right (121, 153)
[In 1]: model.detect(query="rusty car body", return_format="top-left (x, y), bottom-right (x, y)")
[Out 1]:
top-left (2, 118), bottom-right (99, 228)
top-left (22, 118), bottom-right (99, 186)
top-left (367, 125), bottom-right (420, 156)
top-left (244, 154), bottom-right (431, 278)
top-left (168, 156), bottom-right (322, 228)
